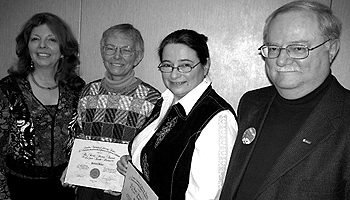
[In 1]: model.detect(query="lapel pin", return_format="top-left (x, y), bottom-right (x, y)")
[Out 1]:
top-left (242, 127), bottom-right (256, 145)
top-left (302, 138), bottom-right (312, 144)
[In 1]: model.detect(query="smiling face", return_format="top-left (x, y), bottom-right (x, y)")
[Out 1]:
top-left (28, 24), bottom-right (61, 70)
top-left (101, 33), bottom-right (141, 81)
top-left (265, 10), bottom-right (333, 99)
top-left (161, 43), bottom-right (209, 102)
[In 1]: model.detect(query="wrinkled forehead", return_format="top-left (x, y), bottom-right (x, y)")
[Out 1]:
top-left (266, 10), bottom-right (321, 44)
top-left (102, 31), bottom-right (135, 46)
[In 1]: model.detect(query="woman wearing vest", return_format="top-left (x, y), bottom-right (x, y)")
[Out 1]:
top-left (117, 29), bottom-right (238, 200)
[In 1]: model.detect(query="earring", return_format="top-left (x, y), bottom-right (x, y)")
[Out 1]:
top-left (30, 60), bottom-right (34, 69)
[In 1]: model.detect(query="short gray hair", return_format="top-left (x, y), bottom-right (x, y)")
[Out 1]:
top-left (263, 0), bottom-right (342, 43)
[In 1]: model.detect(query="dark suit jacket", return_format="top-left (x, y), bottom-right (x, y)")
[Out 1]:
top-left (220, 75), bottom-right (350, 200)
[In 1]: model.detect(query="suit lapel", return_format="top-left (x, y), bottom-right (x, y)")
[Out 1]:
top-left (220, 87), bottom-right (276, 199)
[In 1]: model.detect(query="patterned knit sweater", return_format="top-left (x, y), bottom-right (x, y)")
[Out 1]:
top-left (72, 77), bottom-right (161, 143)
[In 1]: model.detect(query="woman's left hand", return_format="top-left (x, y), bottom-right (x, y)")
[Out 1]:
top-left (117, 155), bottom-right (131, 176)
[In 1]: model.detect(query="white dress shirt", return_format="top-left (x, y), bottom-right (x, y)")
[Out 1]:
top-left (131, 77), bottom-right (238, 200)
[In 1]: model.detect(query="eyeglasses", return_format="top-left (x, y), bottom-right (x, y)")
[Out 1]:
top-left (258, 39), bottom-right (330, 59)
top-left (102, 44), bottom-right (135, 57)
top-left (158, 61), bottom-right (201, 73)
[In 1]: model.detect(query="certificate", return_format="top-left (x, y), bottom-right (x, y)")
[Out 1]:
top-left (64, 139), bottom-right (128, 192)
top-left (121, 163), bottom-right (158, 200)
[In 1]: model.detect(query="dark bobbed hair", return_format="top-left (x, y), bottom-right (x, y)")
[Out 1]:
top-left (158, 29), bottom-right (210, 66)
top-left (263, 0), bottom-right (342, 43)
top-left (8, 12), bottom-right (80, 84)
top-left (100, 23), bottom-right (144, 60)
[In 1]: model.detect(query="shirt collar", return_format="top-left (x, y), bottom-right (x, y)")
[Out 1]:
top-left (162, 77), bottom-right (212, 116)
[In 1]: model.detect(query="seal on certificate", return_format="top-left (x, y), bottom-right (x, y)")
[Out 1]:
top-left (90, 168), bottom-right (100, 179)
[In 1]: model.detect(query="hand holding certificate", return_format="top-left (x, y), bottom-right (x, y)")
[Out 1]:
top-left (64, 139), bottom-right (129, 192)
top-left (121, 162), bottom-right (158, 200)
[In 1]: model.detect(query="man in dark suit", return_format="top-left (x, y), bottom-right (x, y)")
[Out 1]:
top-left (220, 1), bottom-right (350, 199)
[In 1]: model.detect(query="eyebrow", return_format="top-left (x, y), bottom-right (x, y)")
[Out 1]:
top-left (179, 59), bottom-right (195, 63)
top-left (161, 59), bottom-right (194, 63)
top-left (267, 40), bottom-right (310, 46)
top-left (290, 40), bottom-right (309, 44)
top-left (105, 44), bottom-right (133, 48)
top-left (30, 33), bottom-right (56, 37)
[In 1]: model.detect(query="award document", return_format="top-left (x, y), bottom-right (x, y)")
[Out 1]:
top-left (121, 163), bottom-right (158, 200)
top-left (64, 139), bottom-right (128, 192)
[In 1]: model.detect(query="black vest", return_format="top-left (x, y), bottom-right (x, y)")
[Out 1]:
top-left (139, 86), bottom-right (236, 200)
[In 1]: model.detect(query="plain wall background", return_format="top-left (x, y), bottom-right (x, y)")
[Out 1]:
top-left (1, 0), bottom-right (349, 109)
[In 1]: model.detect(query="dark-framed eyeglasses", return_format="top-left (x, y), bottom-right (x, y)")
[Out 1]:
top-left (258, 39), bottom-right (331, 59)
top-left (102, 44), bottom-right (135, 57)
top-left (158, 61), bottom-right (201, 73)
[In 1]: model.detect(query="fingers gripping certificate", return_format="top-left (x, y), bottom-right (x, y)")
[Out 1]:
top-left (121, 163), bottom-right (158, 200)
top-left (64, 139), bottom-right (129, 192)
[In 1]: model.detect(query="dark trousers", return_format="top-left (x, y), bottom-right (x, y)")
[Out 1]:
top-left (6, 173), bottom-right (76, 200)
top-left (76, 187), bottom-right (121, 200)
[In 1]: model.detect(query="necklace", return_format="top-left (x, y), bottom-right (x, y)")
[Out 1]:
top-left (30, 73), bottom-right (58, 90)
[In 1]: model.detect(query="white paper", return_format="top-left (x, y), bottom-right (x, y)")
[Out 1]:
top-left (121, 163), bottom-right (158, 200)
top-left (64, 139), bottom-right (128, 192)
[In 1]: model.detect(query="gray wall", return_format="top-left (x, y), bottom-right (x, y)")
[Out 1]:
top-left (1, 0), bottom-right (349, 109)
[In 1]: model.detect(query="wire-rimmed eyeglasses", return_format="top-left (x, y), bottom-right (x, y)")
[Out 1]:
top-left (258, 39), bottom-right (330, 59)
top-left (102, 44), bottom-right (135, 57)
top-left (158, 61), bottom-right (201, 73)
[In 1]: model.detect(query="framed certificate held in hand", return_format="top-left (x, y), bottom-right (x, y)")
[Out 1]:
top-left (64, 139), bottom-right (129, 192)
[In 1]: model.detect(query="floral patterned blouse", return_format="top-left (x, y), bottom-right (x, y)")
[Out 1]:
top-left (0, 75), bottom-right (85, 180)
